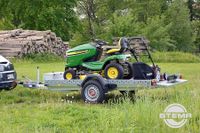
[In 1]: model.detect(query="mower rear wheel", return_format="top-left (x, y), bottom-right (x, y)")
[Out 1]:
top-left (124, 62), bottom-right (133, 79)
top-left (104, 63), bottom-right (124, 79)
top-left (63, 69), bottom-right (76, 80)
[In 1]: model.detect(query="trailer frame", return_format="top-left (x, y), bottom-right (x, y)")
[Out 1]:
top-left (42, 72), bottom-right (187, 103)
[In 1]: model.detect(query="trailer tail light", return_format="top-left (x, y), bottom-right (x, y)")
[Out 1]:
top-left (151, 79), bottom-right (157, 86)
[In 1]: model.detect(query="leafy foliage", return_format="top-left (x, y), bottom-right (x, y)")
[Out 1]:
top-left (71, 0), bottom-right (200, 53)
top-left (0, 0), bottom-right (200, 53)
top-left (20, 53), bottom-right (64, 63)
top-left (166, 0), bottom-right (194, 51)
top-left (192, 20), bottom-right (200, 52)
top-left (141, 15), bottom-right (174, 50)
top-left (0, 0), bottom-right (79, 40)
top-left (151, 51), bottom-right (200, 63)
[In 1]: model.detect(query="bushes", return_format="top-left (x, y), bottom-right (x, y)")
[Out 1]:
top-left (131, 52), bottom-right (200, 63)
top-left (12, 53), bottom-right (64, 63)
top-left (151, 52), bottom-right (200, 63)
top-left (12, 51), bottom-right (200, 63)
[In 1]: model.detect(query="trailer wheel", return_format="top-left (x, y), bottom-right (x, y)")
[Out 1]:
top-left (63, 69), bottom-right (76, 80)
top-left (104, 63), bottom-right (124, 79)
top-left (81, 80), bottom-right (105, 103)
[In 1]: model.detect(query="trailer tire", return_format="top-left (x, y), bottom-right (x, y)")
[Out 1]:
top-left (81, 80), bottom-right (105, 103)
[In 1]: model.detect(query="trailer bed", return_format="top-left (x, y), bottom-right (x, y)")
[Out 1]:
top-left (44, 72), bottom-right (187, 92)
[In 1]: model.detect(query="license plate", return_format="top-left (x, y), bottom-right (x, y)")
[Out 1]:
top-left (7, 74), bottom-right (14, 79)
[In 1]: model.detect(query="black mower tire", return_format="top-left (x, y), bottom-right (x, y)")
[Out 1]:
top-left (81, 80), bottom-right (105, 103)
top-left (104, 63), bottom-right (124, 79)
top-left (63, 69), bottom-right (76, 80)
top-left (124, 62), bottom-right (134, 79)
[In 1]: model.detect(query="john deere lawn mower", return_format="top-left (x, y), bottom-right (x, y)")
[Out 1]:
top-left (64, 38), bottom-right (133, 80)
top-left (64, 36), bottom-right (161, 81)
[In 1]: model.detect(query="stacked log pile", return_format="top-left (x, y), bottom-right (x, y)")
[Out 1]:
top-left (0, 29), bottom-right (68, 58)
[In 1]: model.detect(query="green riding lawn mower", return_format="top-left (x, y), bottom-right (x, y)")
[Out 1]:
top-left (63, 37), bottom-right (161, 81)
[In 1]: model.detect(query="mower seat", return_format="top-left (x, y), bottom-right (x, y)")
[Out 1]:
top-left (106, 48), bottom-right (120, 54)
top-left (106, 38), bottom-right (128, 54)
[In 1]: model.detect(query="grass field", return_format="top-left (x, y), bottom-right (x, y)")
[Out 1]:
top-left (0, 60), bottom-right (200, 133)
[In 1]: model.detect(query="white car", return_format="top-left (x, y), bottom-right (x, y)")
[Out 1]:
top-left (0, 55), bottom-right (17, 90)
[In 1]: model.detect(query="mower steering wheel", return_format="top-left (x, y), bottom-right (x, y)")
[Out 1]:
top-left (94, 39), bottom-right (108, 48)
top-left (126, 38), bottom-right (131, 50)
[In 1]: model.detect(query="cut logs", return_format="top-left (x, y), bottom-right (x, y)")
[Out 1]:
top-left (0, 29), bottom-right (68, 58)
top-left (112, 37), bottom-right (150, 54)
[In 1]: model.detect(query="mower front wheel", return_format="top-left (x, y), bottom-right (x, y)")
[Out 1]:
top-left (104, 63), bottom-right (124, 79)
top-left (63, 69), bottom-right (76, 80)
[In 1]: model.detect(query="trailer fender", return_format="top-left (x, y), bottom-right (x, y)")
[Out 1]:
top-left (80, 74), bottom-right (117, 93)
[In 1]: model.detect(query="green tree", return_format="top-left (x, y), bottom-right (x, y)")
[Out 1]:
top-left (76, 0), bottom-right (128, 40)
top-left (0, 0), bottom-right (79, 40)
top-left (103, 12), bottom-right (140, 39)
top-left (166, 0), bottom-right (194, 51)
top-left (127, 0), bottom-right (168, 23)
top-left (188, 0), bottom-right (200, 20)
top-left (141, 15), bottom-right (175, 51)
top-left (192, 20), bottom-right (200, 52)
